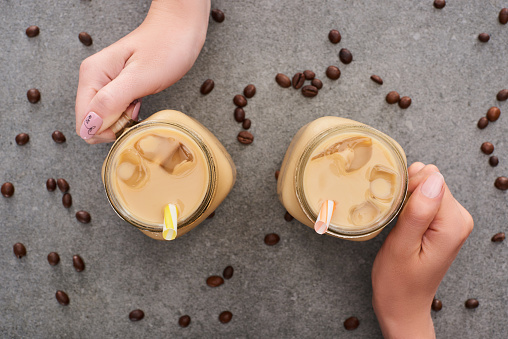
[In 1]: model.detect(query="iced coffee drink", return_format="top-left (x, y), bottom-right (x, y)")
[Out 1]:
top-left (277, 117), bottom-right (407, 241)
top-left (102, 110), bottom-right (236, 240)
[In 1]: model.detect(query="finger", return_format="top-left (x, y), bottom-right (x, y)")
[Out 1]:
top-left (408, 164), bottom-right (440, 193)
top-left (408, 162), bottom-right (425, 178)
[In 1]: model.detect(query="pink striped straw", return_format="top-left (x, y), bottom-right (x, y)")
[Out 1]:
top-left (314, 200), bottom-right (336, 234)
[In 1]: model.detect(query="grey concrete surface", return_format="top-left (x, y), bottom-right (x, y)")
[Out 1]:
top-left (1, 0), bottom-right (507, 338)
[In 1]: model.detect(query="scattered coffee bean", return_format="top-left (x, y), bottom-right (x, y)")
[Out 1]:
top-left (433, 0), bottom-right (446, 9)
top-left (62, 193), bottom-right (72, 208)
top-left (303, 70), bottom-right (315, 80)
top-left (339, 48), bottom-right (353, 64)
top-left (302, 85), bottom-right (318, 98)
top-left (206, 276), bottom-right (224, 287)
top-left (223, 266), bottom-right (234, 279)
top-left (15, 133), bottom-right (29, 146)
top-left (311, 78), bottom-right (323, 89)
top-left (292, 73), bottom-right (305, 89)
top-left (370, 75), bottom-right (383, 85)
top-left (478, 33), bottom-right (490, 42)
top-left (233, 94), bottom-right (247, 107)
top-left (495, 176), bottom-right (508, 190)
top-left (328, 29), bottom-right (341, 44)
top-left (73, 255), bottom-right (85, 272)
top-left (78, 32), bottom-right (93, 46)
top-left (76, 210), bottom-right (91, 224)
top-left (207, 211), bottom-right (215, 219)
top-left (465, 298), bottom-right (479, 309)
top-left (275, 73), bottom-right (291, 88)
top-left (486, 107), bottom-right (501, 122)
top-left (284, 211), bottom-right (293, 222)
top-left (237, 131), bottom-right (254, 144)
top-left (386, 91), bottom-right (400, 104)
top-left (492, 232), bottom-right (505, 242)
top-left (129, 309), bottom-right (144, 321)
top-left (52, 130), bottom-right (66, 143)
top-left (326, 66), bottom-right (341, 80)
top-left (47, 252), bottom-right (60, 266)
top-left (242, 119), bottom-right (251, 130)
top-left (497, 89), bottom-right (508, 101)
top-left (234, 107), bottom-right (245, 122)
top-left (179, 315), bottom-right (191, 327)
top-left (200, 79), bottom-right (214, 95)
top-left (499, 8), bottom-right (508, 25)
top-left (489, 156), bottom-right (499, 167)
top-left (275, 170), bottom-right (280, 180)
top-left (211, 9), bottom-right (225, 23)
top-left (343, 316), bottom-right (360, 330)
top-left (27, 88), bottom-right (40, 103)
top-left (477, 117), bottom-right (489, 129)
top-left (26, 25), bottom-right (40, 37)
top-left (481, 142), bottom-right (494, 155)
top-left (13, 243), bottom-right (27, 258)
top-left (46, 178), bottom-right (57, 191)
top-left (219, 311), bottom-right (233, 323)
top-left (432, 298), bottom-right (443, 311)
top-left (1, 182), bottom-right (14, 197)
top-left (264, 233), bottom-right (280, 246)
top-left (56, 290), bottom-right (70, 306)
top-left (57, 178), bottom-right (69, 193)
top-left (399, 96), bottom-right (412, 109)
top-left (243, 84), bottom-right (256, 98)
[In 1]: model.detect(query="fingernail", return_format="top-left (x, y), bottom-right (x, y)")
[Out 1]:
top-left (421, 172), bottom-right (444, 199)
top-left (314, 221), bottom-right (328, 234)
top-left (80, 112), bottom-right (103, 140)
top-left (132, 100), bottom-right (141, 121)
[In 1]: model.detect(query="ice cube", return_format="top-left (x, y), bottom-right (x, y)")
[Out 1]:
top-left (116, 149), bottom-right (148, 188)
top-left (160, 143), bottom-right (194, 175)
top-left (369, 165), bottom-right (397, 202)
top-left (135, 135), bottom-right (180, 165)
top-left (349, 201), bottom-right (381, 226)
top-left (312, 136), bottom-right (372, 173)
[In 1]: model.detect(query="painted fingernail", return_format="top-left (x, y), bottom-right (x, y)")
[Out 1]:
top-left (132, 100), bottom-right (141, 121)
top-left (421, 172), bottom-right (444, 199)
top-left (80, 112), bottom-right (103, 140)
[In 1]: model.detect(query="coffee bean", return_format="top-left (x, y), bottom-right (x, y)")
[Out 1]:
top-left (207, 211), bottom-right (215, 219)
top-left (433, 0), bottom-right (446, 9)
top-left (200, 79), bottom-right (214, 95)
top-left (1, 182), bottom-right (14, 197)
top-left (27, 88), bottom-right (40, 103)
top-left (57, 178), bottom-right (69, 193)
top-left (326, 66), bottom-right (341, 80)
top-left (15, 133), bottom-right (29, 146)
top-left (223, 266), bottom-right (234, 279)
top-left (487, 107), bottom-right (501, 122)
top-left (497, 89), bottom-right (508, 101)
top-left (73, 255), bottom-right (85, 272)
top-left (398, 96), bottom-right (412, 109)
top-left (78, 32), bottom-right (93, 46)
top-left (339, 48), bottom-right (353, 64)
top-left (243, 84), bottom-right (256, 98)
top-left (56, 290), bottom-right (70, 306)
top-left (237, 131), bottom-right (254, 144)
top-left (275, 73), bottom-right (291, 88)
top-left (432, 298), bottom-right (443, 311)
top-left (343, 316), bottom-right (359, 330)
top-left (292, 73), bottom-right (305, 89)
top-left (233, 94), bottom-right (247, 107)
top-left (302, 85), bottom-right (318, 98)
top-left (46, 178), bottom-right (57, 191)
top-left (311, 78), bottom-right (323, 89)
top-left (465, 298), bottom-right (479, 309)
top-left (478, 33), bottom-right (490, 42)
top-left (234, 107), bottom-right (245, 122)
top-left (328, 29), bottom-right (341, 44)
top-left (52, 130), bottom-right (66, 143)
top-left (303, 70), bottom-right (315, 80)
top-left (477, 117), bottom-right (489, 129)
top-left (206, 276), bottom-right (224, 287)
top-left (179, 315), bottom-right (191, 327)
top-left (242, 119), bottom-right (251, 130)
top-left (264, 233), bottom-right (280, 246)
top-left (26, 25), bottom-right (40, 37)
top-left (495, 177), bottom-right (508, 190)
top-left (386, 91), bottom-right (400, 104)
top-left (275, 170), bottom-right (280, 180)
top-left (76, 210), bottom-right (91, 224)
top-left (492, 232), bottom-right (505, 242)
top-left (489, 156), bottom-right (499, 167)
top-left (62, 193), bottom-right (72, 208)
top-left (219, 311), bottom-right (233, 323)
top-left (129, 309), bottom-right (144, 321)
top-left (47, 252), bottom-right (60, 266)
top-left (211, 9), bottom-right (225, 23)
top-left (284, 211), bottom-right (293, 222)
top-left (481, 142), bottom-right (494, 155)
top-left (13, 243), bottom-right (27, 258)
top-left (499, 8), bottom-right (508, 25)
top-left (370, 75), bottom-right (383, 85)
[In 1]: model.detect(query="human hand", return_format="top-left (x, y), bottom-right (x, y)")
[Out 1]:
top-left (371, 162), bottom-right (474, 338)
top-left (75, 0), bottom-right (211, 143)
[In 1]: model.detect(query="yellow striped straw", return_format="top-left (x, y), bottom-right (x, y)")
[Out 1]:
top-left (163, 204), bottom-right (178, 240)
top-left (314, 200), bottom-right (336, 235)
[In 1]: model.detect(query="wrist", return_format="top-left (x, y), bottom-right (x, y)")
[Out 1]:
top-left (374, 306), bottom-right (435, 339)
